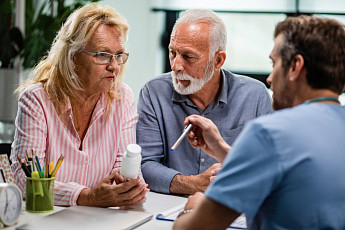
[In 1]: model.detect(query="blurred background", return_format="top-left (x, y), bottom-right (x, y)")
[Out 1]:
top-left (1, 0), bottom-right (345, 144)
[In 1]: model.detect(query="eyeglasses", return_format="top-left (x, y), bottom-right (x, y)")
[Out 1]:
top-left (80, 50), bottom-right (129, 65)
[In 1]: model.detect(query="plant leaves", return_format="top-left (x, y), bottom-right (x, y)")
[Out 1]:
top-left (21, 0), bottom-right (100, 69)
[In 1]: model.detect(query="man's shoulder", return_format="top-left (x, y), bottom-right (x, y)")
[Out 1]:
top-left (139, 73), bottom-right (174, 99)
top-left (144, 72), bottom-right (172, 87)
top-left (250, 105), bottom-right (314, 131)
top-left (223, 69), bottom-right (266, 89)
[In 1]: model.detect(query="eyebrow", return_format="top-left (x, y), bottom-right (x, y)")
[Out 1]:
top-left (183, 50), bottom-right (197, 56)
top-left (96, 47), bottom-right (125, 54)
top-left (168, 48), bottom-right (198, 57)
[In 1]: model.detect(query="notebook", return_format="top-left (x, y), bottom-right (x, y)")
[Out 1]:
top-left (16, 206), bottom-right (153, 230)
top-left (156, 203), bottom-right (246, 229)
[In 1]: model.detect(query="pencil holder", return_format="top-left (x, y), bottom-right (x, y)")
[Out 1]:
top-left (25, 177), bottom-right (55, 213)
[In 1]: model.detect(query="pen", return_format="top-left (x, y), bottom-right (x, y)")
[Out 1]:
top-left (35, 154), bottom-right (42, 172)
top-left (32, 151), bottom-right (45, 178)
top-left (32, 155), bottom-right (37, 172)
top-left (45, 160), bottom-right (49, 178)
top-left (26, 150), bottom-right (33, 172)
top-left (17, 156), bottom-right (31, 177)
top-left (171, 123), bottom-right (193, 151)
top-left (48, 162), bottom-right (54, 177)
top-left (31, 171), bottom-right (44, 197)
top-left (51, 155), bottom-right (64, 177)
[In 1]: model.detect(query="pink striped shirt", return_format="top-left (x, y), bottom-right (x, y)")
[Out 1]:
top-left (11, 83), bottom-right (138, 206)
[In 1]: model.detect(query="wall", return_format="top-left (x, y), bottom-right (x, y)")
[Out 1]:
top-left (1, 0), bottom-right (345, 142)
top-left (98, 0), bottom-right (165, 101)
top-left (98, 0), bottom-right (345, 101)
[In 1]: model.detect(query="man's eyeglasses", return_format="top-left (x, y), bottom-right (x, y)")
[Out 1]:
top-left (80, 50), bottom-right (129, 65)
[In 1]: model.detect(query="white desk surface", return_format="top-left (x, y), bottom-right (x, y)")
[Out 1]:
top-left (5, 191), bottom-right (188, 230)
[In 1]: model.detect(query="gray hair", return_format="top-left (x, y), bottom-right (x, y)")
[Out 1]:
top-left (173, 9), bottom-right (227, 57)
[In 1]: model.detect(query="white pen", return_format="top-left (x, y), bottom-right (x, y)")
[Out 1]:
top-left (170, 123), bottom-right (193, 151)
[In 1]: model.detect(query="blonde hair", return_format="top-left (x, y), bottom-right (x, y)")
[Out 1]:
top-left (18, 2), bottom-right (129, 116)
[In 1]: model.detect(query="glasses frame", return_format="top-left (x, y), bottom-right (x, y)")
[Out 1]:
top-left (79, 50), bottom-right (129, 65)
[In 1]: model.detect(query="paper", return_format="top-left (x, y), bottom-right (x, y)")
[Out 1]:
top-left (17, 206), bottom-right (153, 230)
top-left (156, 203), bottom-right (247, 229)
top-left (156, 203), bottom-right (185, 221)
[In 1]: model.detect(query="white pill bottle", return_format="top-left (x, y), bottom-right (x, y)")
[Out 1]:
top-left (120, 144), bottom-right (142, 179)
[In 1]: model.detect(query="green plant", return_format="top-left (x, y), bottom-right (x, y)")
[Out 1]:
top-left (21, 0), bottom-right (99, 69)
top-left (0, 0), bottom-right (24, 69)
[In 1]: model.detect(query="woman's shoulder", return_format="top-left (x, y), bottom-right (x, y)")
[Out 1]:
top-left (17, 83), bottom-right (52, 114)
top-left (117, 83), bottom-right (135, 101)
top-left (20, 83), bottom-right (45, 98)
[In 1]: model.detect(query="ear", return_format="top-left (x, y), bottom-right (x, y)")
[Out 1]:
top-left (289, 54), bottom-right (305, 82)
top-left (214, 51), bottom-right (226, 71)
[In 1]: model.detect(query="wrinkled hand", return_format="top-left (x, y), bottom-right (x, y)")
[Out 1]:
top-left (77, 171), bottom-right (149, 207)
top-left (210, 165), bottom-right (222, 182)
top-left (194, 163), bottom-right (222, 192)
top-left (185, 115), bottom-right (231, 162)
top-left (184, 192), bottom-right (205, 210)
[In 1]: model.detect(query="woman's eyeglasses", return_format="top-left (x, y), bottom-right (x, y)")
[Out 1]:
top-left (80, 50), bottom-right (129, 65)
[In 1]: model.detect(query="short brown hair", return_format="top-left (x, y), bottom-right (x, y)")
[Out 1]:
top-left (274, 15), bottom-right (345, 94)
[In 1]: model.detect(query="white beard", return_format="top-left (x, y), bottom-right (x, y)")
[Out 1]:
top-left (172, 59), bottom-right (214, 95)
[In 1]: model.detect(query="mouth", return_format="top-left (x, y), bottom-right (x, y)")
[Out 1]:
top-left (177, 79), bottom-right (190, 87)
top-left (105, 76), bottom-right (115, 81)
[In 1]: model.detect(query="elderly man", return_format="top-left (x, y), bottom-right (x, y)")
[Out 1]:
top-left (137, 9), bottom-right (272, 195)
top-left (174, 15), bottom-right (345, 229)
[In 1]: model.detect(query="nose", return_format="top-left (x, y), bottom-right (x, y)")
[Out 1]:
top-left (266, 73), bottom-right (272, 86)
top-left (106, 56), bottom-right (119, 73)
top-left (170, 54), bottom-right (184, 73)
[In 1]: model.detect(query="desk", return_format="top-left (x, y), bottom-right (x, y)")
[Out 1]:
top-left (5, 192), bottom-right (188, 230)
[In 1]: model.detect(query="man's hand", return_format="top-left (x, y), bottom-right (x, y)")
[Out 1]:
top-left (173, 193), bottom-right (241, 230)
top-left (210, 165), bottom-right (221, 182)
top-left (170, 163), bottom-right (221, 195)
top-left (77, 171), bottom-right (149, 207)
top-left (184, 192), bottom-right (205, 210)
top-left (194, 163), bottom-right (222, 192)
top-left (185, 115), bottom-right (231, 163)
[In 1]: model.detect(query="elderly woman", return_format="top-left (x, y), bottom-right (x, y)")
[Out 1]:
top-left (11, 3), bottom-right (148, 207)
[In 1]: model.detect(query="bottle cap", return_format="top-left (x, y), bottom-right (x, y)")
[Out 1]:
top-left (126, 144), bottom-right (142, 157)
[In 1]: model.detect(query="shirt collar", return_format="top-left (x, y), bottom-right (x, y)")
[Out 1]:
top-left (218, 69), bottom-right (228, 105)
top-left (172, 69), bottom-right (228, 106)
top-left (63, 98), bottom-right (73, 116)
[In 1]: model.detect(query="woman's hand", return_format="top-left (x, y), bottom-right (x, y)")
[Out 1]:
top-left (77, 171), bottom-right (149, 207)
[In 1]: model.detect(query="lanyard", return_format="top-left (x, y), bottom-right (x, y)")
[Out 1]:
top-left (304, 97), bottom-right (340, 104)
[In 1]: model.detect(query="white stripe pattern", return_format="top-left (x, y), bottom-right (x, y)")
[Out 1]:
top-left (11, 83), bottom-right (138, 206)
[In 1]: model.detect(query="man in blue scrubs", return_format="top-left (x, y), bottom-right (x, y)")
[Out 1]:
top-left (137, 9), bottom-right (272, 195)
top-left (173, 16), bottom-right (345, 229)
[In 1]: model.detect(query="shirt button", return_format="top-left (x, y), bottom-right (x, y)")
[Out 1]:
top-left (200, 158), bottom-right (205, 163)
top-left (84, 160), bottom-right (88, 164)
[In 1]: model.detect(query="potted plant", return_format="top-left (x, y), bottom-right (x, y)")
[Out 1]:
top-left (22, 0), bottom-right (99, 69)
top-left (0, 0), bottom-right (23, 69)
top-left (0, 0), bottom-right (23, 123)
top-left (0, 0), bottom-right (98, 123)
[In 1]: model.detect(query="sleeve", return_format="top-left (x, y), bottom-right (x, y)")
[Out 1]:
top-left (205, 122), bottom-right (283, 217)
top-left (11, 89), bottom-right (48, 198)
top-left (112, 85), bottom-right (139, 172)
top-left (136, 85), bottom-right (180, 194)
top-left (11, 89), bottom-right (87, 206)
